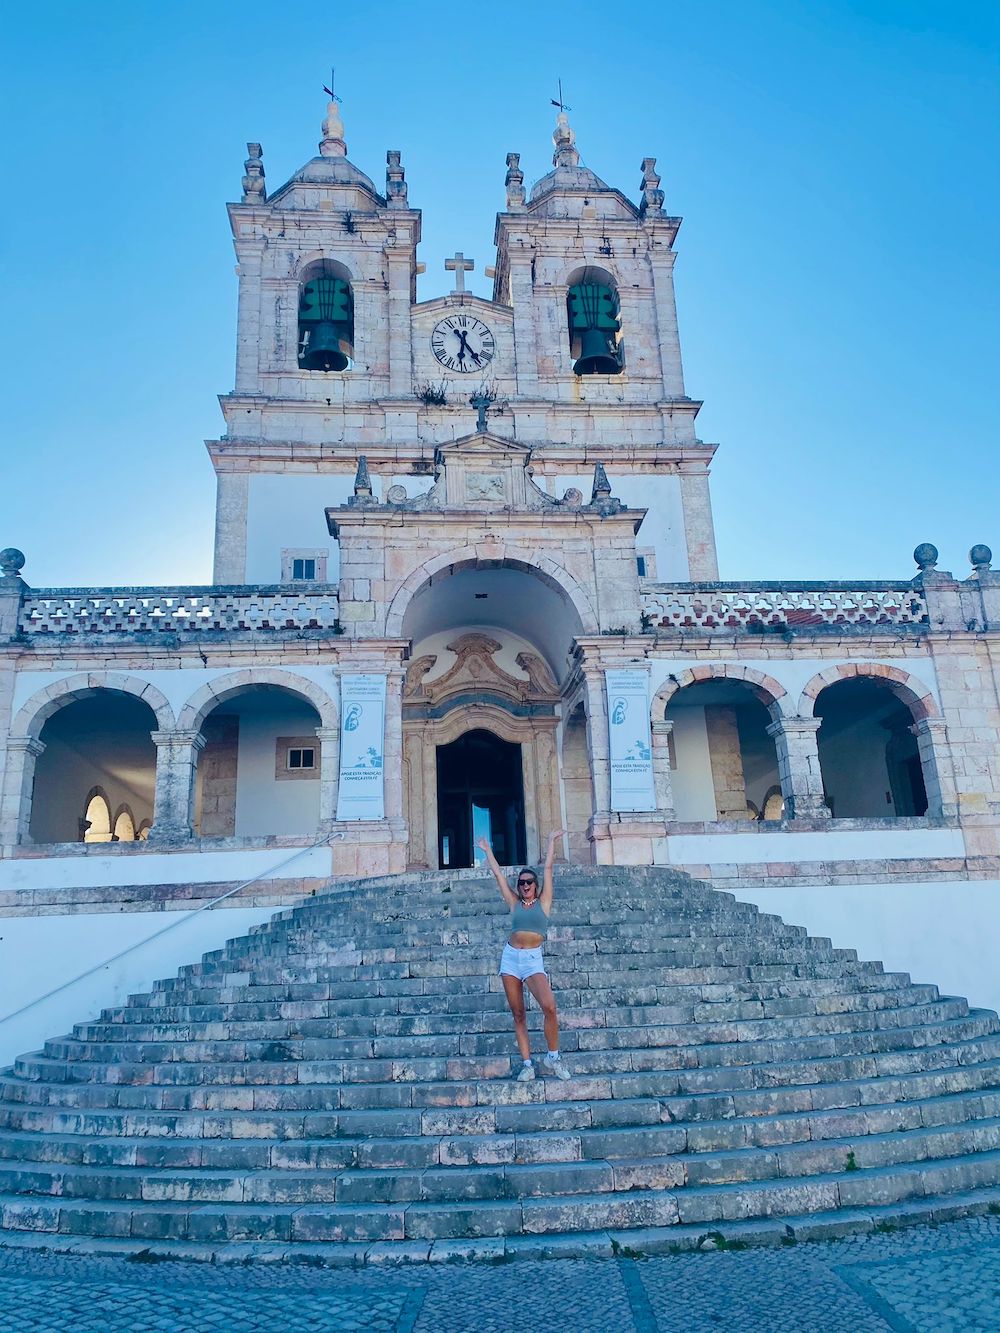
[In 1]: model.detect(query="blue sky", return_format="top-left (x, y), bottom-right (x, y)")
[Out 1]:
top-left (1, 0), bottom-right (997, 587)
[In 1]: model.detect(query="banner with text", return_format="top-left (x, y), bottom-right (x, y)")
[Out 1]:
top-left (605, 668), bottom-right (656, 813)
top-left (336, 675), bottom-right (387, 821)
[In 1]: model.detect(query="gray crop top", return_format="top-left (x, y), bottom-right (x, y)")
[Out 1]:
top-left (510, 898), bottom-right (549, 939)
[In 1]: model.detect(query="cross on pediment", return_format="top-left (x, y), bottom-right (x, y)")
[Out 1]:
top-left (445, 251), bottom-right (475, 293)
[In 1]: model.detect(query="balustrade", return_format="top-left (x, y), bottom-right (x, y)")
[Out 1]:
top-left (642, 583), bottom-right (928, 633)
top-left (19, 587), bottom-right (341, 636)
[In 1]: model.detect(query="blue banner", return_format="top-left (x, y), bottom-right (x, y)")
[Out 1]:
top-left (336, 674), bottom-right (387, 820)
top-left (605, 668), bottom-right (656, 813)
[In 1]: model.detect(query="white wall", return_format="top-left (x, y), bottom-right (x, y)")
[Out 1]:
top-left (0, 844), bottom-right (333, 893)
top-left (558, 473), bottom-right (689, 581)
top-left (663, 825), bottom-right (966, 864)
top-left (245, 474), bottom-right (348, 584)
top-left (669, 706), bottom-right (717, 820)
top-left (728, 879), bottom-right (1000, 1018)
top-left (232, 697), bottom-right (321, 836)
top-left (0, 903), bottom-right (285, 1067)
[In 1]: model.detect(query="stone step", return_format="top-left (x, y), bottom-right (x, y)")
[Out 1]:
top-left (2, 1082), bottom-right (999, 1175)
top-left (6, 1035), bottom-right (1000, 1132)
top-left (4, 1115), bottom-right (1000, 1208)
top-left (149, 958), bottom-right (888, 999)
top-left (107, 972), bottom-right (928, 1020)
top-left (34, 999), bottom-right (987, 1068)
top-left (3, 1147), bottom-right (1000, 1245)
top-left (1, 863), bottom-right (998, 1258)
top-left (75, 985), bottom-right (947, 1043)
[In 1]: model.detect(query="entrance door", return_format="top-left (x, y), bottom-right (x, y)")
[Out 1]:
top-left (436, 730), bottom-right (526, 869)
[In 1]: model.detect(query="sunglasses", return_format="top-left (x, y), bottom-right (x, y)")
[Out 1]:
top-left (517, 878), bottom-right (537, 887)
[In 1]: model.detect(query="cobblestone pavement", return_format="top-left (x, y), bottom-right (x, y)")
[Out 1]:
top-left (1, 1216), bottom-right (998, 1332)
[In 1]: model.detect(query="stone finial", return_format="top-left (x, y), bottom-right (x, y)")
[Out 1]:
top-left (0, 548), bottom-right (25, 579)
top-left (552, 110), bottom-right (580, 169)
top-left (320, 98), bottom-right (347, 158)
top-left (505, 152), bottom-right (526, 210)
top-left (242, 143), bottom-right (266, 203)
top-left (591, 462), bottom-right (612, 500)
top-left (913, 542), bottom-right (939, 573)
top-left (970, 544), bottom-right (993, 574)
top-left (386, 150), bottom-right (408, 208)
top-left (353, 456), bottom-right (372, 498)
top-left (639, 157), bottom-right (664, 218)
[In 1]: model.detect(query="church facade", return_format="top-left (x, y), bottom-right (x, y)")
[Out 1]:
top-left (1, 98), bottom-right (998, 1046)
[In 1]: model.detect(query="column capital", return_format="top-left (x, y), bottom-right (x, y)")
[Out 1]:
top-left (314, 726), bottom-right (341, 742)
top-left (4, 736), bottom-right (45, 758)
top-left (767, 717), bottom-right (822, 738)
top-left (651, 719), bottom-right (674, 737)
top-left (151, 730), bottom-right (207, 752)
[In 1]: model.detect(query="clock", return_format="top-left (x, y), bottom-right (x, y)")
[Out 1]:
top-left (430, 315), bottom-right (496, 373)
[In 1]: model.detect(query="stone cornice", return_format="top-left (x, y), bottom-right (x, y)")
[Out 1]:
top-left (327, 507), bottom-right (646, 538)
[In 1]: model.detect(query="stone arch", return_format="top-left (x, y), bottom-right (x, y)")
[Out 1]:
top-left (176, 668), bottom-right (339, 733)
top-left (10, 672), bottom-right (175, 740)
top-left (797, 663), bottom-right (938, 722)
top-left (651, 664), bottom-right (789, 724)
top-left (385, 545), bottom-right (598, 639)
top-left (294, 251), bottom-right (361, 284)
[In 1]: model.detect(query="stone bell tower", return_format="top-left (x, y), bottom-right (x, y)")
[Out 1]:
top-left (491, 109), bottom-right (718, 578)
top-left (211, 97), bottom-right (423, 583)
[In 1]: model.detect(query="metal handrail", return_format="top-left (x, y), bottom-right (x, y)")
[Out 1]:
top-left (0, 836), bottom-right (345, 1027)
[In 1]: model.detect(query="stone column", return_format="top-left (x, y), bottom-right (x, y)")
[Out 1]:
top-left (212, 473), bottom-right (250, 583)
top-left (234, 239), bottom-right (265, 392)
top-left (508, 250), bottom-right (539, 395)
top-left (766, 718), bottom-right (830, 819)
top-left (678, 463), bottom-right (720, 580)
top-left (149, 731), bottom-right (205, 844)
top-left (383, 669), bottom-right (406, 824)
top-left (650, 719), bottom-right (676, 821)
top-left (315, 725), bottom-right (341, 837)
top-left (650, 252), bottom-right (686, 398)
top-left (0, 737), bottom-right (45, 847)
top-left (911, 718), bottom-right (957, 819)
top-left (582, 667), bottom-right (612, 818)
top-left (387, 247), bottom-right (414, 397)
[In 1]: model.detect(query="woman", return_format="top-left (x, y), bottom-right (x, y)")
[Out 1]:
top-left (476, 829), bottom-right (571, 1081)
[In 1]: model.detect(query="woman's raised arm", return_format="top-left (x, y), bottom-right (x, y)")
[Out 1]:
top-left (476, 836), bottom-right (518, 907)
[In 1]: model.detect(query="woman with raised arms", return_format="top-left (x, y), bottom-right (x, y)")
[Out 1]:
top-left (476, 829), bottom-right (571, 1081)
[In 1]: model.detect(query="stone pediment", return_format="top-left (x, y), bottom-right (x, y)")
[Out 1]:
top-left (404, 634), bottom-right (560, 706)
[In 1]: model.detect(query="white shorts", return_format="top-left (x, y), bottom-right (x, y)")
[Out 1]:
top-left (499, 943), bottom-right (546, 982)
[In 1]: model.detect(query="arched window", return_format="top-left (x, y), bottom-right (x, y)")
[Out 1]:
top-left (297, 261), bottom-right (355, 372)
top-left (81, 789), bottom-right (112, 843)
top-left (112, 806), bottom-right (136, 842)
top-left (566, 265), bottom-right (623, 376)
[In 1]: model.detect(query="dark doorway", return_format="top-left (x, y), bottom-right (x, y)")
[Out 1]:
top-left (436, 730), bottom-right (526, 869)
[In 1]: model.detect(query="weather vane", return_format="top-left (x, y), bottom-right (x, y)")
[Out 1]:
top-left (550, 79), bottom-right (571, 114)
top-left (322, 68), bottom-right (342, 103)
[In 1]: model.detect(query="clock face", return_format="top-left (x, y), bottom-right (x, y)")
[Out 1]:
top-left (430, 315), bottom-right (496, 373)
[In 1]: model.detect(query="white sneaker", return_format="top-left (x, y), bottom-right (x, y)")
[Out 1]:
top-left (515, 1060), bottom-right (536, 1081)
top-left (545, 1055), bottom-right (572, 1081)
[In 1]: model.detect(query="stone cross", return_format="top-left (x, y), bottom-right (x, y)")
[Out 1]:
top-left (469, 392), bottom-right (492, 433)
top-left (445, 252), bottom-right (475, 293)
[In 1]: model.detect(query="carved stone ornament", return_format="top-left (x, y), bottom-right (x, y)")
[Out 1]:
top-left (410, 633), bottom-right (559, 705)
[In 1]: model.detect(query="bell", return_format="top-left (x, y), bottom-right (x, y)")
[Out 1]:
top-left (573, 327), bottom-right (621, 376)
top-left (299, 322), bottom-right (350, 372)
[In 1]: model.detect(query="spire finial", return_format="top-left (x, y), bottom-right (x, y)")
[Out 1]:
top-left (242, 143), bottom-right (266, 203)
top-left (505, 152), bottom-right (526, 210)
top-left (353, 456), bottom-right (372, 498)
top-left (550, 80), bottom-right (579, 169)
top-left (639, 158), bottom-right (663, 218)
top-left (320, 69), bottom-right (347, 158)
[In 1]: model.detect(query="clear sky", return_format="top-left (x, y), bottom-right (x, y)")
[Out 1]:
top-left (1, 0), bottom-right (997, 588)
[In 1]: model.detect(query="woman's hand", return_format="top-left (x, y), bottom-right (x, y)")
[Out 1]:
top-left (475, 835), bottom-right (491, 853)
top-left (547, 829), bottom-right (567, 850)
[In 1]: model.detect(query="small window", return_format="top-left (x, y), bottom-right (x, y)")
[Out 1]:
top-left (636, 556), bottom-right (647, 577)
top-left (276, 735), bottom-right (321, 781)
top-left (281, 549), bottom-right (328, 584)
top-left (636, 547), bottom-right (657, 580)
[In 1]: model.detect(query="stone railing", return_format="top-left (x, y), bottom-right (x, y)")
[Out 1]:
top-left (18, 586), bottom-right (341, 636)
top-left (641, 582), bottom-right (929, 633)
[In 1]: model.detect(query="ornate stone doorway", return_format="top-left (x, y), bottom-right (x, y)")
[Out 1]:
top-left (436, 730), bottom-right (526, 869)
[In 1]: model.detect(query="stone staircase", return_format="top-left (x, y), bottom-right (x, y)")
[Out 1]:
top-left (1, 865), bottom-right (1000, 1263)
